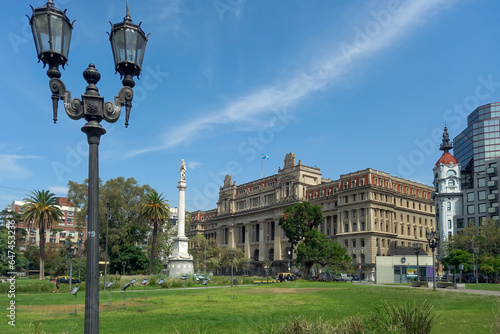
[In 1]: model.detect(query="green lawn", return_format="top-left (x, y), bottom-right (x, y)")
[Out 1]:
top-left (1, 280), bottom-right (499, 333)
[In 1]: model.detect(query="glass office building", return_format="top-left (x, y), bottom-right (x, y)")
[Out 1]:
top-left (454, 102), bottom-right (500, 180)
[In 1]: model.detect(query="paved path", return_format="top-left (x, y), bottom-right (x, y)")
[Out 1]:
top-left (354, 281), bottom-right (500, 296)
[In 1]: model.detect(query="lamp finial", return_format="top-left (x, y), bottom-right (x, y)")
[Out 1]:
top-left (126, 1), bottom-right (131, 20)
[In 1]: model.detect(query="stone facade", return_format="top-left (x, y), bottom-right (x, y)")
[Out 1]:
top-left (187, 153), bottom-right (435, 281)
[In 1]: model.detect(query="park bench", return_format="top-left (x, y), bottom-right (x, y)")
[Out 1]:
top-left (411, 281), bottom-right (431, 288)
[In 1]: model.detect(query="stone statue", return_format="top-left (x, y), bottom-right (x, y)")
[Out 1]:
top-left (179, 159), bottom-right (186, 181)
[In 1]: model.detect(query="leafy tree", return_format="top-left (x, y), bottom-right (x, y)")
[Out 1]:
top-left (21, 190), bottom-right (63, 279)
top-left (68, 177), bottom-right (153, 263)
top-left (279, 202), bottom-right (323, 252)
top-left (141, 191), bottom-right (171, 275)
top-left (206, 239), bottom-right (224, 275)
top-left (479, 256), bottom-right (500, 278)
top-left (441, 249), bottom-right (473, 275)
top-left (189, 234), bottom-right (208, 273)
top-left (0, 227), bottom-right (27, 276)
top-left (109, 243), bottom-right (148, 275)
top-left (295, 229), bottom-right (351, 275)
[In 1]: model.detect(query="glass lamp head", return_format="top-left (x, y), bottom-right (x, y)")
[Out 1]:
top-left (29, 0), bottom-right (73, 77)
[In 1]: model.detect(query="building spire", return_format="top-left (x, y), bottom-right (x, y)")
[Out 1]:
top-left (440, 126), bottom-right (453, 152)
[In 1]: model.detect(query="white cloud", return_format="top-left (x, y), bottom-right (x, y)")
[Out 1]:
top-left (126, 0), bottom-right (455, 158)
top-left (49, 186), bottom-right (69, 195)
top-left (0, 154), bottom-right (40, 181)
top-left (188, 161), bottom-right (202, 169)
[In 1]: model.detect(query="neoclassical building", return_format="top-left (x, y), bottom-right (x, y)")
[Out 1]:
top-left (187, 153), bottom-right (435, 280)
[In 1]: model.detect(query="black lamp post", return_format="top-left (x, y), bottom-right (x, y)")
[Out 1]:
top-left (65, 240), bottom-right (75, 291)
top-left (228, 248), bottom-right (236, 287)
top-left (426, 230), bottom-right (440, 291)
top-left (413, 241), bottom-right (421, 282)
top-left (28, 2), bottom-right (148, 333)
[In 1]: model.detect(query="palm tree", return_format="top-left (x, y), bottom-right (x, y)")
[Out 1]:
top-left (141, 191), bottom-right (170, 275)
top-left (21, 190), bottom-right (63, 279)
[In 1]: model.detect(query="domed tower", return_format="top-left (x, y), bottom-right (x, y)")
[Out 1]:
top-left (433, 126), bottom-right (462, 241)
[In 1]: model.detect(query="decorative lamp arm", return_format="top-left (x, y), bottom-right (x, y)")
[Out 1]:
top-left (104, 86), bottom-right (134, 127)
top-left (49, 78), bottom-right (83, 123)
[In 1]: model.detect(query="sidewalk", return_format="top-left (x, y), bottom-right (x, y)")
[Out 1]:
top-left (354, 281), bottom-right (500, 296)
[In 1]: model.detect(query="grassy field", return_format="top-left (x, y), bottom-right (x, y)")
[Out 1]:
top-left (2, 280), bottom-right (500, 333)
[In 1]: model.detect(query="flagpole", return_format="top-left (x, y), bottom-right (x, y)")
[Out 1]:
top-left (261, 158), bottom-right (263, 179)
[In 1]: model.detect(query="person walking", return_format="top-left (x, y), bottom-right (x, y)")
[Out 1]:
top-left (53, 278), bottom-right (60, 293)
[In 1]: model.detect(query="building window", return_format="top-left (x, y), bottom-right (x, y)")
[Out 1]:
top-left (448, 179), bottom-right (455, 187)
top-left (479, 203), bottom-right (487, 213)
top-left (478, 178), bottom-right (486, 187)
top-left (448, 220), bottom-right (452, 229)
top-left (457, 219), bottom-right (464, 228)
top-left (480, 217), bottom-right (487, 226)
top-left (361, 222), bottom-right (365, 231)
top-left (468, 217), bottom-right (475, 227)
top-left (467, 192), bottom-right (475, 202)
top-left (352, 239), bottom-right (356, 248)
top-left (361, 238), bottom-right (365, 247)
top-left (467, 205), bottom-right (475, 215)
top-left (344, 224), bottom-right (349, 232)
top-left (447, 202), bottom-right (451, 211)
top-left (478, 191), bottom-right (486, 201)
top-left (352, 210), bottom-right (357, 218)
top-left (344, 240), bottom-right (348, 248)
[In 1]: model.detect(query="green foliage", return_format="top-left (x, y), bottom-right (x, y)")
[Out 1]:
top-left (265, 301), bottom-right (439, 334)
top-left (279, 202), bottom-right (323, 249)
top-left (109, 244), bottom-right (148, 275)
top-left (21, 190), bottom-right (64, 279)
top-left (190, 234), bottom-right (208, 272)
top-left (367, 300), bottom-right (439, 334)
top-left (0, 227), bottom-right (27, 275)
top-left (280, 202), bottom-right (349, 274)
top-left (68, 177), bottom-right (154, 262)
top-left (447, 220), bottom-right (500, 278)
top-left (141, 190), bottom-right (171, 275)
top-left (295, 229), bottom-right (351, 275)
top-left (441, 249), bottom-right (473, 273)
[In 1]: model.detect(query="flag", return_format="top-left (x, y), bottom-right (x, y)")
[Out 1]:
top-left (262, 153), bottom-right (269, 160)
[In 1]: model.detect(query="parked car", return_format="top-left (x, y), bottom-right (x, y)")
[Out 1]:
top-left (334, 273), bottom-right (349, 282)
top-left (318, 273), bottom-right (333, 281)
top-left (276, 273), bottom-right (299, 282)
top-left (50, 276), bottom-right (81, 283)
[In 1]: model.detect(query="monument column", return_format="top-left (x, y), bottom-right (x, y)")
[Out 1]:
top-left (167, 159), bottom-right (194, 277)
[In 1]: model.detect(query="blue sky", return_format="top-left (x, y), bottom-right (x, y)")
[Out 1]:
top-left (2, 0), bottom-right (500, 212)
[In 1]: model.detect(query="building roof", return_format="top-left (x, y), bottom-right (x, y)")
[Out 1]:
top-left (435, 152), bottom-right (458, 166)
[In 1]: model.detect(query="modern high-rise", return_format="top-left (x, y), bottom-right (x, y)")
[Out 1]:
top-left (454, 102), bottom-right (500, 182)
top-left (448, 103), bottom-right (500, 230)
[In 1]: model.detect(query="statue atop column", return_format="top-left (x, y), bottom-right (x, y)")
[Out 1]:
top-left (168, 158), bottom-right (193, 277)
top-left (179, 159), bottom-right (186, 181)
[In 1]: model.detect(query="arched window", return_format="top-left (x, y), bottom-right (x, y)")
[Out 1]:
top-left (253, 249), bottom-right (259, 261)
top-left (448, 179), bottom-right (455, 186)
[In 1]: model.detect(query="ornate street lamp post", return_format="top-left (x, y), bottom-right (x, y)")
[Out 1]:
top-left (426, 230), bottom-right (440, 291)
top-left (228, 249), bottom-right (236, 287)
top-left (28, 1), bottom-right (148, 333)
top-left (65, 240), bottom-right (75, 291)
top-left (413, 241), bottom-right (421, 282)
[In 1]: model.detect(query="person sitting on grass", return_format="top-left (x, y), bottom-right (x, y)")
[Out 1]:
top-left (53, 278), bottom-right (60, 293)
